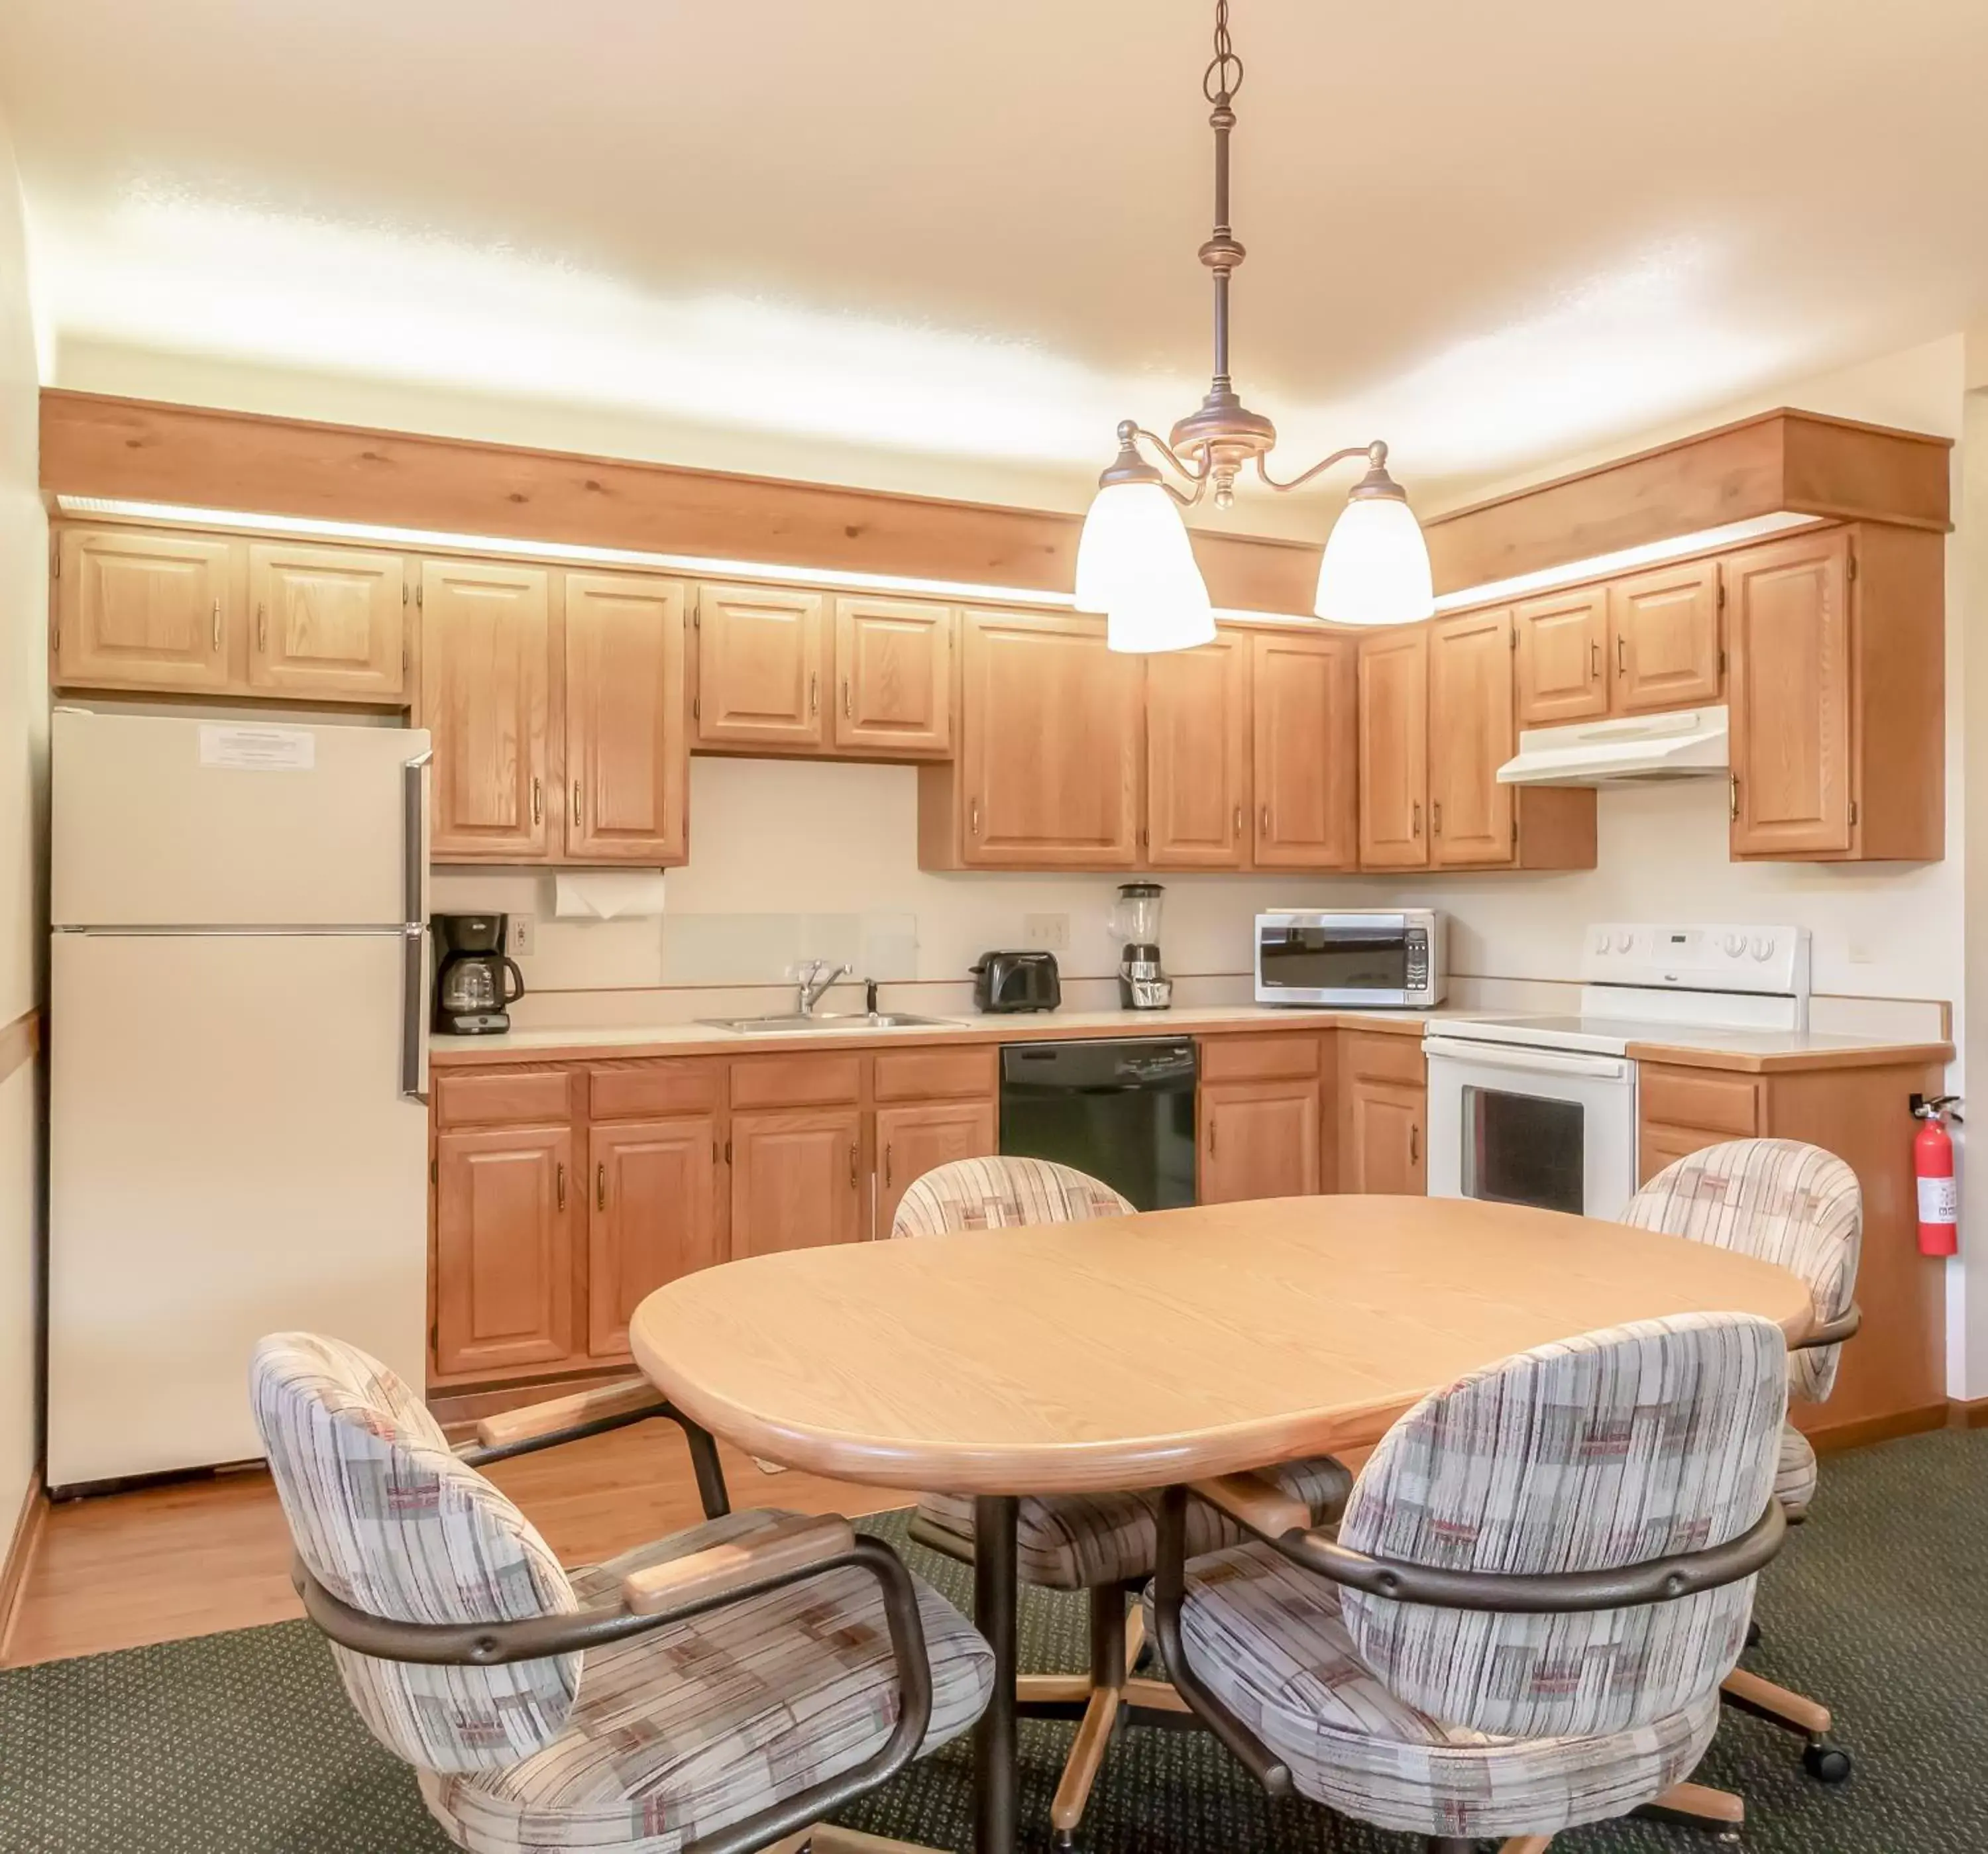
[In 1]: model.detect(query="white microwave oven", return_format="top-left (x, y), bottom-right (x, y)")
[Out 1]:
top-left (1253, 910), bottom-right (1447, 1009)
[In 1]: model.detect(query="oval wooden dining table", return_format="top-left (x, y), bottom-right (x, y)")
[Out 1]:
top-left (630, 1193), bottom-right (1815, 1854)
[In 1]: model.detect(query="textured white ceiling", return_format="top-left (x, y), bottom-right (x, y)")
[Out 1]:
top-left (3, 0), bottom-right (1986, 514)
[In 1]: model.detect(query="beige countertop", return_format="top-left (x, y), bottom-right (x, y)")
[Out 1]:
top-left (430, 1003), bottom-right (1950, 1073)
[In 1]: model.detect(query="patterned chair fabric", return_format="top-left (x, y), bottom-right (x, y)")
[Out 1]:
top-left (250, 1332), bottom-right (581, 1773)
top-left (1777, 1423), bottom-right (1819, 1519)
top-left (422, 1510), bottom-right (995, 1854)
top-left (1163, 1313), bottom-right (1786, 1839)
top-left (889, 1154), bottom-right (1134, 1237)
top-left (893, 1156), bottom-right (1352, 1589)
top-left (1622, 1138), bottom-right (1861, 1403)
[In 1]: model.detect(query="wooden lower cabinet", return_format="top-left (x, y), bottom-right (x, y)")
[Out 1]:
top-left (1339, 1032), bottom-right (1427, 1195)
top-left (875, 1098), bottom-right (997, 1237)
top-left (433, 1124), bottom-right (577, 1376)
top-left (1200, 1080), bottom-right (1321, 1203)
top-left (730, 1107), bottom-right (865, 1258)
top-left (586, 1117), bottom-right (720, 1358)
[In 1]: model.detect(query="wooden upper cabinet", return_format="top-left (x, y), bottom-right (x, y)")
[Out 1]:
top-left (1611, 559), bottom-right (1722, 712)
top-left (1727, 530), bottom-right (1852, 857)
top-left (833, 597), bottom-right (952, 756)
top-left (586, 1115), bottom-right (719, 1357)
top-left (1427, 608), bottom-right (1516, 867)
top-left (1513, 588), bottom-right (1606, 724)
top-left (422, 560), bottom-right (553, 861)
top-left (55, 529), bottom-right (235, 692)
top-left (875, 1097), bottom-right (997, 1239)
top-left (695, 584), bottom-right (826, 749)
top-left (730, 1107), bottom-right (864, 1258)
top-left (1356, 628), bottom-right (1429, 869)
top-left (563, 571), bottom-right (689, 865)
top-left (247, 542), bottom-right (405, 700)
top-left (1250, 631), bottom-right (1357, 871)
top-left (1146, 632), bottom-right (1250, 869)
top-left (433, 1124), bottom-right (577, 1377)
top-left (1199, 1079), bottom-right (1321, 1204)
top-left (949, 610), bottom-right (1142, 868)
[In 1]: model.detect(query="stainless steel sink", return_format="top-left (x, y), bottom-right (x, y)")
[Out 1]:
top-left (697, 1011), bottom-right (962, 1034)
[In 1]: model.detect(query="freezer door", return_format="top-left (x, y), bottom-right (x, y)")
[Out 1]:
top-left (48, 931), bottom-right (429, 1488)
top-left (53, 708), bottom-right (433, 928)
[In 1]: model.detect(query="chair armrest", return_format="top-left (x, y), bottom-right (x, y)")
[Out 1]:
top-left (1189, 1473), bottom-right (1311, 1540)
top-left (1791, 1303), bottom-right (1861, 1352)
top-left (476, 1377), bottom-right (667, 1451)
top-left (623, 1515), bottom-right (856, 1618)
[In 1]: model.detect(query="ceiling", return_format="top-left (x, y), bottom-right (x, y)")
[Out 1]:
top-left (3, 0), bottom-right (1986, 519)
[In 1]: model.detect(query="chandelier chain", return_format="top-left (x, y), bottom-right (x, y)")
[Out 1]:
top-left (1202, 0), bottom-right (1244, 105)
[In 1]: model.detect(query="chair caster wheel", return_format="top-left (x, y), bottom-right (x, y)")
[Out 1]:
top-left (1803, 1737), bottom-right (1852, 1783)
top-left (1052, 1835), bottom-right (1075, 1852)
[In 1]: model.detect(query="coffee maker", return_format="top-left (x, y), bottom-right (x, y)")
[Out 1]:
top-left (433, 914), bottom-right (525, 1034)
top-left (1111, 882), bottom-right (1172, 1010)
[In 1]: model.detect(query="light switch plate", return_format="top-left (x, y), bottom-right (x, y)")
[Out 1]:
top-left (1022, 912), bottom-right (1070, 952)
top-left (507, 916), bottom-right (535, 958)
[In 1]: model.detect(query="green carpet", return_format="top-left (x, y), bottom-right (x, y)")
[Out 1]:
top-left (6, 1427), bottom-right (1988, 1853)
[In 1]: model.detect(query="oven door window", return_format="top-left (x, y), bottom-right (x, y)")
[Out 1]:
top-left (1260, 925), bottom-right (1407, 992)
top-left (1462, 1086), bottom-right (1584, 1215)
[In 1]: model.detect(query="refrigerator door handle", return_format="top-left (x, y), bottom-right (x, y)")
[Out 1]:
top-left (401, 750), bottom-right (433, 1103)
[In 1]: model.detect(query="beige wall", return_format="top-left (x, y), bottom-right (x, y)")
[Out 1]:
top-left (0, 112), bottom-right (48, 1541)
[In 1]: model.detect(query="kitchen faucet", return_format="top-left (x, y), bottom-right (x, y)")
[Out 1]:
top-left (793, 959), bottom-right (851, 1017)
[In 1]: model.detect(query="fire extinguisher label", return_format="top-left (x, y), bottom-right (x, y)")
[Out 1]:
top-left (1920, 1175), bottom-right (1960, 1223)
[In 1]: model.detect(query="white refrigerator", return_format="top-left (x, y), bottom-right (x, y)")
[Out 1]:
top-left (48, 709), bottom-right (433, 1490)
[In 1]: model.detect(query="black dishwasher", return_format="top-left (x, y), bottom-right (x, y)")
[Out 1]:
top-left (999, 1039), bottom-right (1197, 1211)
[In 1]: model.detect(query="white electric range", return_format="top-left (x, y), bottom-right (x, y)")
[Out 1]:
top-left (1423, 922), bottom-right (1811, 1219)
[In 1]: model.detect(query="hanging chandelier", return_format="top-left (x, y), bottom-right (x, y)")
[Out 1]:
top-left (1076, 0), bottom-right (1435, 651)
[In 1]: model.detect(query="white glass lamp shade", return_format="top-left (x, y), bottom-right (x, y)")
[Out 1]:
top-left (1314, 493), bottom-right (1435, 626)
top-left (1075, 480), bottom-right (1216, 653)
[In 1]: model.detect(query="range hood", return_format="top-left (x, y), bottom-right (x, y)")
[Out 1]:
top-left (1496, 706), bottom-right (1730, 786)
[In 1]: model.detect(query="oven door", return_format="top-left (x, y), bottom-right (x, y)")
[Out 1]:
top-left (1423, 1036), bottom-right (1637, 1219)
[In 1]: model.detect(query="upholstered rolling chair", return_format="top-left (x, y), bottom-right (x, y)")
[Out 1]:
top-left (1148, 1312), bottom-right (1791, 1854)
top-left (889, 1155), bottom-right (1354, 1847)
top-left (1624, 1136), bottom-right (1863, 1782)
top-left (250, 1333), bottom-right (993, 1854)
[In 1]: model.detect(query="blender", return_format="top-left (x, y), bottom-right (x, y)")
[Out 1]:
top-left (1111, 881), bottom-right (1172, 1009)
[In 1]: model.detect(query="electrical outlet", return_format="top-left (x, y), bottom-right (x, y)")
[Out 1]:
top-left (506, 916), bottom-right (535, 958)
top-left (1022, 912), bottom-right (1070, 952)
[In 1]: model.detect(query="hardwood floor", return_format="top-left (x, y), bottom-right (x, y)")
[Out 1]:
top-left (1, 1425), bottom-right (901, 1670)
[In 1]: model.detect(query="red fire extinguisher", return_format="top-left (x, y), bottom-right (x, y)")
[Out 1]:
top-left (1913, 1094), bottom-right (1963, 1256)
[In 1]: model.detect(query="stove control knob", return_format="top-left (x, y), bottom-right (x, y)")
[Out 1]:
top-left (1724, 932), bottom-right (1747, 957)
top-left (1592, 929), bottom-right (1612, 955)
top-left (1615, 930), bottom-right (1635, 952)
top-left (1750, 934), bottom-right (1775, 961)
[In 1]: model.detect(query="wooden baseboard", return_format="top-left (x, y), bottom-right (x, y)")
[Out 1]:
top-left (0, 1472), bottom-right (48, 1661)
top-left (1947, 1396), bottom-right (1988, 1431)
top-left (1805, 1402), bottom-right (1950, 1454)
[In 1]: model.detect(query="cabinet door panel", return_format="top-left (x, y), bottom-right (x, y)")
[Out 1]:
top-left (422, 560), bottom-right (552, 860)
top-left (1250, 631), bottom-right (1357, 870)
top-left (587, 1116), bottom-right (718, 1357)
top-left (696, 584), bottom-right (826, 748)
top-left (1146, 633), bottom-right (1250, 869)
top-left (834, 597), bottom-right (952, 755)
top-left (1514, 589), bottom-right (1607, 724)
top-left (1611, 560), bottom-right (1721, 712)
top-left (1200, 1081), bottom-right (1321, 1204)
top-left (56, 529), bottom-right (235, 691)
top-left (1428, 608), bottom-right (1516, 867)
top-left (1346, 1079), bottom-right (1426, 1195)
top-left (1356, 629), bottom-right (1429, 868)
top-left (731, 1108), bottom-right (863, 1258)
top-left (565, 571), bottom-right (689, 864)
top-left (958, 611), bottom-right (1141, 867)
top-left (875, 1099), bottom-right (997, 1238)
top-left (434, 1126), bottom-right (576, 1375)
top-left (247, 543), bottom-right (405, 699)
top-left (1727, 531), bottom-right (1851, 856)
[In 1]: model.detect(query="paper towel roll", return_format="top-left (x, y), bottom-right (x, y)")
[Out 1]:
top-left (553, 871), bottom-right (668, 920)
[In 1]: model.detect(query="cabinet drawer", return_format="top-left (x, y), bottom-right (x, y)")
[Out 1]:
top-left (435, 1067), bottom-right (575, 1128)
top-left (1639, 1122), bottom-right (1730, 1186)
top-left (1341, 1030), bottom-right (1426, 1087)
top-left (1199, 1033), bottom-right (1321, 1083)
top-left (873, 1045), bottom-right (996, 1102)
top-left (588, 1060), bottom-right (724, 1122)
top-left (1639, 1065), bottom-right (1761, 1137)
top-left (730, 1052), bottom-right (863, 1109)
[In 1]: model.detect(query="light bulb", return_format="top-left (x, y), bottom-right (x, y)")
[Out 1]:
top-left (1314, 493), bottom-right (1435, 626)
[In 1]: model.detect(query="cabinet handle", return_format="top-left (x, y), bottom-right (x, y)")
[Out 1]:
top-left (1730, 773), bottom-right (1740, 822)
top-left (842, 677), bottom-right (852, 718)
top-left (211, 598), bottom-right (222, 651)
top-left (1409, 1124), bottom-right (1419, 1164)
top-left (1208, 1118), bottom-right (1217, 1157)
top-left (1431, 800), bottom-right (1442, 835)
top-left (596, 1164), bottom-right (608, 1211)
top-left (969, 798), bottom-right (981, 837)
top-left (1259, 802), bottom-right (1270, 837)
top-left (810, 671), bottom-right (819, 716)
top-left (883, 1143), bottom-right (893, 1188)
top-left (256, 602), bottom-right (268, 652)
top-left (848, 1143), bottom-right (859, 1189)
top-left (531, 777), bottom-right (542, 825)
top-left (1411, 800), bottom-right (1422, 838)
top-left (1618, 634), bottom-right (1628, 676)
top-left (1233, 803), bottom-right (1243, 840)
top-left (572, 780), bottom-right (583, 828)
top-left (1589, 638), bottom-right (1599, 679)
top-left (556, 1163), bottom-right (566, 1210)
